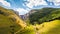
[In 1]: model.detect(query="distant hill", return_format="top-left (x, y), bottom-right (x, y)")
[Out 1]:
top-left (0, 6), bottom-right (26, 34)
top-left (29, 7), bottom-right (60, 24)
top-left (20, 10), bottom-right (37, 22)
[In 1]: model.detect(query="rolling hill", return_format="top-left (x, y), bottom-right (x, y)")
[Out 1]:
top-left (0, 6), bottom-right (26, 34)
top-left (29, 7), bottom-right (60, 24)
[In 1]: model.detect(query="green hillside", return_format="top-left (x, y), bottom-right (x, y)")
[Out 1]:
top-left (29, 8), bottom-right (60, 24)
top-left (0, 6), bottom-right (26, 34)
top-left (28, 8), bottom-right (60, 34)
top-left (33, 20), bottom-right (60, 34)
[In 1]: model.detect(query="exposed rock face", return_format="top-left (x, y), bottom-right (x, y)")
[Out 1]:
top-left (20, 10), bottom-right (37, 20)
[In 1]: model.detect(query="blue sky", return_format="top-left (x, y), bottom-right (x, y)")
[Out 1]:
top-left (0, 0), bottom-right (60, 15)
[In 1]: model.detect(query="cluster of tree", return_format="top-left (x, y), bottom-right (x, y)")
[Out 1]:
top-left (29, 7), bottom-right (60, 24)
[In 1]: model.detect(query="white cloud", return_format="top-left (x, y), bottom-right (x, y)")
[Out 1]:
top-left (0, 0), bottom-right (11, 7)
top-left (47, 0), bottom-right (53, 2)
top-left (25, 0), bottom-right (47, 8)
top-left (16, 8), bottom-right (28, 15)
top-left (53, 0), bottom-right (60, 6)
top-left (47, 0), bottom-right (60, 6)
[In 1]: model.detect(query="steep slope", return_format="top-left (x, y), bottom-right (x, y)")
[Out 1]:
top-left (27, 8), bottom-right (60, 34)
top-left (29, 8), bottom-right (60, 24)
top-left (0, 6), bottom-right (26, 34)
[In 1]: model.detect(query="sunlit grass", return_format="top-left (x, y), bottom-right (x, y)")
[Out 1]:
top-left (0, 6), bottom-right (25, 34)
top-left (16, 25), bottom-right (35, 34)
top-left (35, 20), bottom-right (60, 34)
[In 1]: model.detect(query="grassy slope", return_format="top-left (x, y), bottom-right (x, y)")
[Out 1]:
top-left (0, 14), bottom-right (19, 34)
top-left (35, 20), bottom-right (60, 34)
top-left (16, 20), bottom-right (60, 34)
top-left (0, 6), bottom-right (26, 34)
top-left (28, 8), bottom-right (60, 34)
top-left (16, 25), bottom-right (35, 34)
